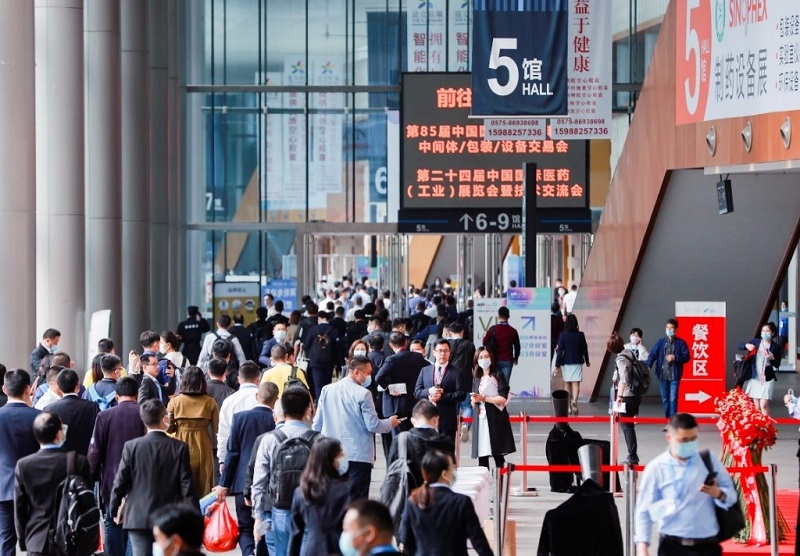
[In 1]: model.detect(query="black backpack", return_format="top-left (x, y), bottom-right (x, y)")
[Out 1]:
top-left (50, 451), bottom-right (101, 556)
top-left (379, 432), bottom-right (417, 534)
top-left (213, 333), bottom-right (240, 378)
top-left (621, 352), bottom-right (651, 395)
top-left (268, 429), bottom-right (321, 510)
top-left (283, 366), bottom-right (308, 393)
top-left (307, 329), bottom-right (334, 366)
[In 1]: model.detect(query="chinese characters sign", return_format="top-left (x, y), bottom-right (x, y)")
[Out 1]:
top-left (675, 301), bottom-right (727, 414)
top-left (471, 0), bottom-right (569, 117)
top-left (402, 73), bottom-right (588, 209)
top-left (676, 0), bottom-right (800, 124)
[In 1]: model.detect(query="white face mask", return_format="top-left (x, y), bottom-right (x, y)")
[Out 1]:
top-left (477, 358), bottom-right (492, 369)
top-left (274, 330), bottom-right (287, 341)
top-left (353, 349), bottom-right (367, 357)
top-left (629, 335), bottom-right (640, 345)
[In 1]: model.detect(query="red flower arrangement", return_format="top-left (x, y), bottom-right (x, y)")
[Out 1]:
top-left (715, 387), bottom-right (777, 451)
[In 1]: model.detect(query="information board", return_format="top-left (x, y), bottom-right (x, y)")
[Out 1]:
top-left (402, 73), bottom-right (588, 210)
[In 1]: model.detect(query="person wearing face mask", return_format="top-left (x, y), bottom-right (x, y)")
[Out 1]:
top-left (645, 318), bottom-right (690, 423)
top-left (634, 413), bottom-right (737, 556)
top-left (470, 347), bottom-right (515, 470)
top-left (339, 499), bottom-right (401, 556)
top-left (609, 332), bottom-right (642, 465)
top-left (151, 503), bottom-right (205, 556)
top-left (259, 321), bottom-right (293, 367)
top-left (109, 400), bottom-right (196, 556)
top-left (288, 438), bottom-right (351, 556)
top-left (313, 356), bottom-right (401, 500)
top-left (14, 411), bottom-right (93, 556)
top-left (739, 322), bottom-right (783, 416)
top-left (376, 333), bottom-right (429, 441)
top-left (624, 328), bottom-right (650, 362)
top-left (29, 328), bottom-right (61, 377)
top-left (262, 345), bottom-right (310, 398)
top-left (399, 450), bottom-right (493, 556)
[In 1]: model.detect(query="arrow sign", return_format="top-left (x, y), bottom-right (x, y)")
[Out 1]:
top-left (685, 391), bottom-right (711, 404)
top-left (522, 316), bottom-right (536, 329)
top-left (459, 213), bottom-right (473, 230)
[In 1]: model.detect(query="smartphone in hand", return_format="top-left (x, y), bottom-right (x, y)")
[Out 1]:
top-left (704, 471), bottom-right (718, 486)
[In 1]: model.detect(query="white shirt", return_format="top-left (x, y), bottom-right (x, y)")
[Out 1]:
top-left (35, 389), bottom-right (61, 411)
top-left (624, 342), bottom-right (649, 361)
top-left (563, 290), bottom-right (577, 313)
top-left (216, 383), bottom-right (260, 462)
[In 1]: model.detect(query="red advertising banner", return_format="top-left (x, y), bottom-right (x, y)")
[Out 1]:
top-left (675, 302), bottom-right (727, 415)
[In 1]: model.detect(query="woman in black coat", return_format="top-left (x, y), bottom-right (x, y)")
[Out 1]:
top-left (289, 437), bottom-right (351, 556)
top-left (470, 346), bottom-right (516, 469)
top-left (554, 313), bottom-right (590, 415)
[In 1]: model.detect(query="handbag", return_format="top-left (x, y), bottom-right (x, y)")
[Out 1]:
top-left (699, 450), bottom-right (745, 541)
top-left (732, 350), bottom-right (756, 389)
top-left (203, 500), bottom-right (239, 552)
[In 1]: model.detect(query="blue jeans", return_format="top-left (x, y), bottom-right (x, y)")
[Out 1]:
top-left (497, 361), bottom-right (513, 385)
top-left (659, 379), bottom-right (679, 418)
top-left (460, 397), bottom-right (473, 429)
top-left (261, 511), bottom-right (276, 556)
top-left (0, 500), bottom-right (16, 556)
top-left (104, 504), bottom-right (130, 556)
top-left (271, 508), bottom-right (291, 556)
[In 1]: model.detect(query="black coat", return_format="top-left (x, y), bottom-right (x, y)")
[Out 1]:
top-left (30, 344), bottom-right (49, 377)
top-left (413, 364), bottom-right (466, 441)
top-left (387, 427), bottom-right (454, 487)
top-left (0, 402), bottom-right (41, 502)
top-left (220, 406), bottom-right (275, 494)
top-left (109, 431), bottom-right (196, 530)
top-left (47, 395), bottom-right (100, 456)
top-left (15, 449), bottom-right (93, 553)
top-left (537, 479), bottom-right (623, 556)
top-left (177, 316), bottom-right (210, 365)
top-left (399, 486), bottom-right (493, 556)
top-left (288, 480), bottom-right (350, 556)
top-left (229, 325), bottom-right (255, 361)
top-left (470, 372), bottom-right (516, 459)
top-left (375, 349), bottom-right (429, 419)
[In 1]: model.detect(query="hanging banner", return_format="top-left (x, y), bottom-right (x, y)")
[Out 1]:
top-left (471, 0), bottom-right (569, 117)
top-left (283, 56), bottom-right (307, 203)
top-left (675, 301), bottom-right (727, 414)
top-left (263, 279), bottom-right (298, 313)
top-left (449, 0), bottom-right (471, 71)
top-left (310, 55), bottom-right (344, 196)
top-left (676, 1), bottom-right (800, 124)
top-left (551, 0), bottom-right (612, 139)
top-left (407, 0), bottom-right (447, 71)
top-left (506, 287), bottom-right (552, 398)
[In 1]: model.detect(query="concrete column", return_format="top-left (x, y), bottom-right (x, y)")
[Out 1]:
top-left (35, 0), bottom-right (86, 365)
top-left (168, 0), bottom-right (186, 323)
top-left (120, 0), bottom-right (150, 352)
top-left (85, 0), bottom-right (122, 346)
top-left (149, 0), bottom-right (169, 333)
top-left (0, 1), bottom-right (37, 369)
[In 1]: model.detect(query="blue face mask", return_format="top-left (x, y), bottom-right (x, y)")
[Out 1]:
top-left (665, 329), bottom-right (675, 338)
top-left (674, 439), bottom-right (699, 459)
top-left (362, 375), bottom-right (372, 388)
top-left (338, 532), bottom-right (359, 556)
top-left (761, 332), bottom-right (772, 340)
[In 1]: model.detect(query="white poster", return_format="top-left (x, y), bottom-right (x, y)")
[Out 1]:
top-left (676, 1), bottom-right (800, 124)
top-left (551, 0), bottom-right (612, 139)
top-left (258, 72), bottom-right (288, 208)
top-left (407, 0), bottom-right (446, 71)
top-left (283, 56), bottom-right (307, 199)
top-left (506, 288), bottom-right (552, 398)
top-left (309, 55), bottom-right (344, 196)
top-left (448, 0), bottom-right (470, 71)
top-left (473, 297), bottom-right (506, 349)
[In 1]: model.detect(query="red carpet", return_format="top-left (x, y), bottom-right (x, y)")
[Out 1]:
top-left (722, 490), bottom-right (797, 554)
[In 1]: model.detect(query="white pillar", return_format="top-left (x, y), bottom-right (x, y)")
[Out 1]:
top-left (85, 0), bottom-right (122, 346)
top-left (35, 0), bottom-right (86, 365)
top-left (120, 0), bottom-right (150, 351)
top-left (0, 1), bottom-right (37, 369)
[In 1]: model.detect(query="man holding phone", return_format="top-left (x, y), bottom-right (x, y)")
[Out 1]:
top-left (634, 413), bottom-right (737, 555)
top-left (375, 332), bottom-right (429, 437)
top-left (413, 339), bottom-right (466, 443)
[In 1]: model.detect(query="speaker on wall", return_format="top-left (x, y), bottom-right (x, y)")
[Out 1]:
top-left (717, 177), bottom-right (733, 215)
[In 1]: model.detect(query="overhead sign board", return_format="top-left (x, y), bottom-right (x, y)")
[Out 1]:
top-left (471, 0), bottom-right (569, 117)
top-left (402, 73), bottom-right (589, 210)
top-left (398, 208), bottom-right (522, 234)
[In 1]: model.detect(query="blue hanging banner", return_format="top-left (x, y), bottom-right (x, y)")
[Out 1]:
top-left (471, 0), bottom-right (569, 118)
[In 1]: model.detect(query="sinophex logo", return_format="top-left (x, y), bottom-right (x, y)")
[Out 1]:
top-left (714, 0), bottom-right (725, 42)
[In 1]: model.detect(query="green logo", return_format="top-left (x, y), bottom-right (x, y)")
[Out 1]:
top-left (714, 0), bottom-right (725, 42)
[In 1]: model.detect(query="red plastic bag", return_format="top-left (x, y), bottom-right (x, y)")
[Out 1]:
top-left (203, 501), bottom-right (239, 552)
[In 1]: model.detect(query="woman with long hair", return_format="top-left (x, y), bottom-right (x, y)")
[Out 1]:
top-left (554, 313), bottom-right (590, 415)
top-left (739, 321), bottom-right (783, 415)
top-left (166, 367), bottom-right (219, 495)
top-left (470, 346), bottom-right (515, 470)
top-left (289, 437), bottom-right (351, 556)
top-left (399, 450), bottom-right (492, 555)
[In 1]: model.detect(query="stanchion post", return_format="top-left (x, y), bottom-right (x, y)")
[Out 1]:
top-left (520, 412), bottom-right (527, 493)
top-left (624, 466), bottom-right (635, 556)
top-left (493, 468), bottom-right (502, 554)
top-left (610, 411), bottom-right (619, 495)
top-left (456, 414), bottom-right (461, 465)
top-left (768, 464), bottom-right (778, 556)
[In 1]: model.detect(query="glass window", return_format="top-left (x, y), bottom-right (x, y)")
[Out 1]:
top-left (266, 1), bottom-right (308, 80)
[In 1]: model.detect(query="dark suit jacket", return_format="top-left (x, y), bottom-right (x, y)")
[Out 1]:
top-left (303, 322), bottom-right (343, 368)
top-left (387, 427), bottom-right (455, 487)
top-left (14, 448), bottom-right (93, 553)
top-left (88, 400), bottom-right (146, 505)
top-left (30, 344), bottom-right (49, 376)
top-left (109, 431), bottom-right (196, 530)
top-left (289, 480), bottom-right (350, 556)
top-left (738, 339), bottom-right (784, 382)
top-left (220, 405), bottom-right (275, 493)
top-left (0, 402), bottom-right (41, 502)
top-left (47, 395), bottom-right (100, 456)
top-left (229, 325), bottom-right (255, 361)
top-left (138, 374), bottom-right (163, 405)
top-left (413, 364), bottom-right (466, 439)
top-left (399, 486), bottom-right (493, 556)
top-left (375, 349), bottom-right (429, 419)
top-left (554, 330), bottom-right (590, 367)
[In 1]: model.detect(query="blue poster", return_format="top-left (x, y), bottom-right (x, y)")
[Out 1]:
top-left (471, 0), bottom-right (569, 117)
top-left (263, 279), bottom-right (298, 312)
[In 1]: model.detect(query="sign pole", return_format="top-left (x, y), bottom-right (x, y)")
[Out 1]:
top-left (523, 162), bottom-right (537, 287)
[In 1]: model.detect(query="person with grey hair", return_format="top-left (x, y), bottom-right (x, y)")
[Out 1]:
top-left (313, 356), bottom-right (401, 499)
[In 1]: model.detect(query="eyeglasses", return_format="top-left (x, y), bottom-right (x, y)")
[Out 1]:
top-left (434, 349), bottom-right (450, 354)
top-left (142, 361), bottom-right (157, 367)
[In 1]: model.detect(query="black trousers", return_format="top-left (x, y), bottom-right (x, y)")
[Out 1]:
top-left (347, 461), bottom-right (373, 500)
top-left (620, 395), bottom-right (641, 463)
top-left (658, 537), bottom-right (721, 556)
top-left (479, 455), bottom-right (505, 469)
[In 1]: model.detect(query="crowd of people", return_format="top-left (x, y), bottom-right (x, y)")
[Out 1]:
top-left (3, 275), bottom-right (786, 556)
